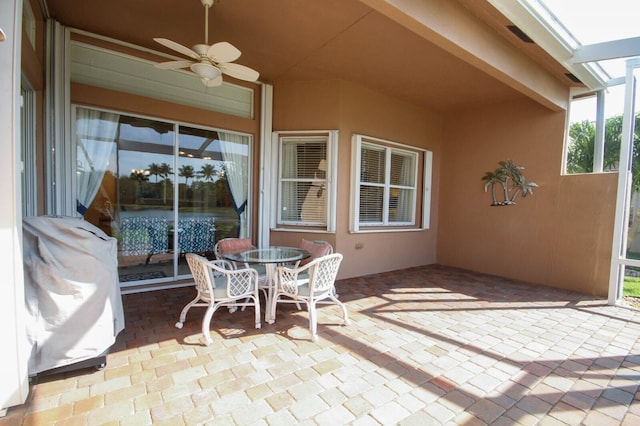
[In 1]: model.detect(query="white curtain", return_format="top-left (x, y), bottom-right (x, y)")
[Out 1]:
top-left (75, 108), bottom-right (119, 215)
top-left (218, 131), bottom-right (249, 237)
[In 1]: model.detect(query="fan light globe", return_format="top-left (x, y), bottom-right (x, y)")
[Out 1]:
top-left (191, 62), bottom-right (221, 80)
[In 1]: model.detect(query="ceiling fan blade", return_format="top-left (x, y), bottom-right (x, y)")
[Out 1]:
top-left (202, 75), bottom-right (224, 87)
top-left (154, 38), bottom-right (199, 60)
top-left (155, 60), bottom-right (195, 70)
top-left (207, 41), bottom-right (241, 63)
top-left (219, 62), bottom-right (260, 82)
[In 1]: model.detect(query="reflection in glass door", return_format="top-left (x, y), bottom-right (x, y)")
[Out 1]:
top-left (75, 107), bottom-right (250, 291)
top-left (175, 126), bottom-right (244, 278)
top-left (113, 115), bottom-right (176, 285)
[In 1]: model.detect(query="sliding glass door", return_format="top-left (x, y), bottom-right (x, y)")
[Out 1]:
top-left (74, 106), bottom-right (251, 291)
top-left (175, 126), bottom-right (247, 277)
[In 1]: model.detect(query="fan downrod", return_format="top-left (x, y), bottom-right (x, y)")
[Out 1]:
top-left (201, 0), bottom-right (215, 45)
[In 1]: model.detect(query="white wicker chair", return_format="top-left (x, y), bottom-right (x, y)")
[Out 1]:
top-left (214, 238), bottom-right (269, 297)
top-left (178, 253), bottom-right (261, 346)
top-left (270, 253), bottom-right (349, 341)
top-left (296, 239), bottom-right (339, 298)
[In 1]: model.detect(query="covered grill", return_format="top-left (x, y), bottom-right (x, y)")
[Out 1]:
top-left (22, 216), bottom-right (125, 375)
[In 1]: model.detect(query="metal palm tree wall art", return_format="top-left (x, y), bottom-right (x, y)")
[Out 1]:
top-left (482, 160), bottom-right (538, 206)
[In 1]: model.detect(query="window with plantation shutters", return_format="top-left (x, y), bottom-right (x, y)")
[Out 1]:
top-left (275, 131), bottom-right (337, 230)
top-left (351, 134), bottom-right (432, 232)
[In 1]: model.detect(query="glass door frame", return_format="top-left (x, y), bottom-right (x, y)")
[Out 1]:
top-left (72, 104), bottom-right (253, 292)
top-left (609, 58), bottom-right (640, 304)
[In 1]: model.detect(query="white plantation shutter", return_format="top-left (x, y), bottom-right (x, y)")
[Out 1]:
top-left (389, 151), bottom-right (416, 223)
top-left (280, 137), bottom-right (327, 224)
top-left (359, 144), bottom-right (385, 223)
top-left (352, 134), bottom-right (425, 231)
top-left (358, 143), bottom-right (416, 225)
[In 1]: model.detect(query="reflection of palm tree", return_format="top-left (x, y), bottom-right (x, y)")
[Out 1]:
top-left (130, 169), bottom-right (149, 201)
top-left (130, 169), bottom-right (149, 183)
top-left (159, 163), bottom-right (173, 180)
top-left (148, 163), bottom-right (161, 183)
top-left (179, 165), bottom-right (195, 186)
top-left (198, 164), bottom-right (218, 182)
top-left (159, 162), bottom-right (173, 204)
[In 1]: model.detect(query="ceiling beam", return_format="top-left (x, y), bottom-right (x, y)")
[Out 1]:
top-left (573, 37), bottom-right (640, 64)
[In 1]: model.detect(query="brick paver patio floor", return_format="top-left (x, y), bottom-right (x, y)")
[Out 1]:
top-left (3, 265), bottom-right (640, 425)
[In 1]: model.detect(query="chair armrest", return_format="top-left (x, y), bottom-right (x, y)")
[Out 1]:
top-left (204, 261), bottom-right (259, 297)
top-left (225, 267), bottom-right (260, 297)
top-left (275, 262), bottom-right (307, 281)
top-left (275, 257), bottom-right (317, 274)
top-left (202, 259), bottom-right (235, 282)
top-left (276, 261), bottom-right (317, 294)
top-left (227, 266), bottom-right (259, 278)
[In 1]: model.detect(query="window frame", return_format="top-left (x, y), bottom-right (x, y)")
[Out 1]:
top-left (273, 130), bottom-right (338, 232)
top-left (72, 104), bottom-right (255, 286)
top-left (563, 81), bottom-right (628, 176)
top-left (350, 133), bottom-right (432, 233)
top-left (21, 83), bottom-right (38, 217)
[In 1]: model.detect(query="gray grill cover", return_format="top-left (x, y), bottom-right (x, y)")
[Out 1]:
top-left (23, 216), bottom-right (125, 374)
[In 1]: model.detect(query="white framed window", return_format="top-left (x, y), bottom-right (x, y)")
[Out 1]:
top-left (351, 134), bottom-right (432, 232)
top-left (274, 130), bottom-right (338, 231)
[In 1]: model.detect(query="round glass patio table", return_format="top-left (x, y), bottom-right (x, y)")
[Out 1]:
top-left (222, 246), bottom-right (310, 322)
top-left (223, 246), bottom-right (309, 265)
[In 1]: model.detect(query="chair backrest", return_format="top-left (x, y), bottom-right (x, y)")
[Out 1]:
top-left (185, 253), bottom-right (233, 296)
top-left (308, 253), bottom-right (343, 294)
top-left (299, 239), bottom-right (333, 266)
top-left (214, 237), bottom-right (254, 259)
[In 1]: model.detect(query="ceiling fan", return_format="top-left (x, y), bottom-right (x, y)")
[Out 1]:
top-left (153, 0), bottom-right (259, 87)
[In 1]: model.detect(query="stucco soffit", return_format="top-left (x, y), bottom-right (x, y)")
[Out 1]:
top-left (360, 0), bottom-right (568, 111)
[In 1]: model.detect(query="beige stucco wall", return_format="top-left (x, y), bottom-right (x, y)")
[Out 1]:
top-left (272, 79), bottom-right (442, 279)
top-left (71, 74), bottom-right (617, 296)
top-left (438, 97), bottom-right (617, 296)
